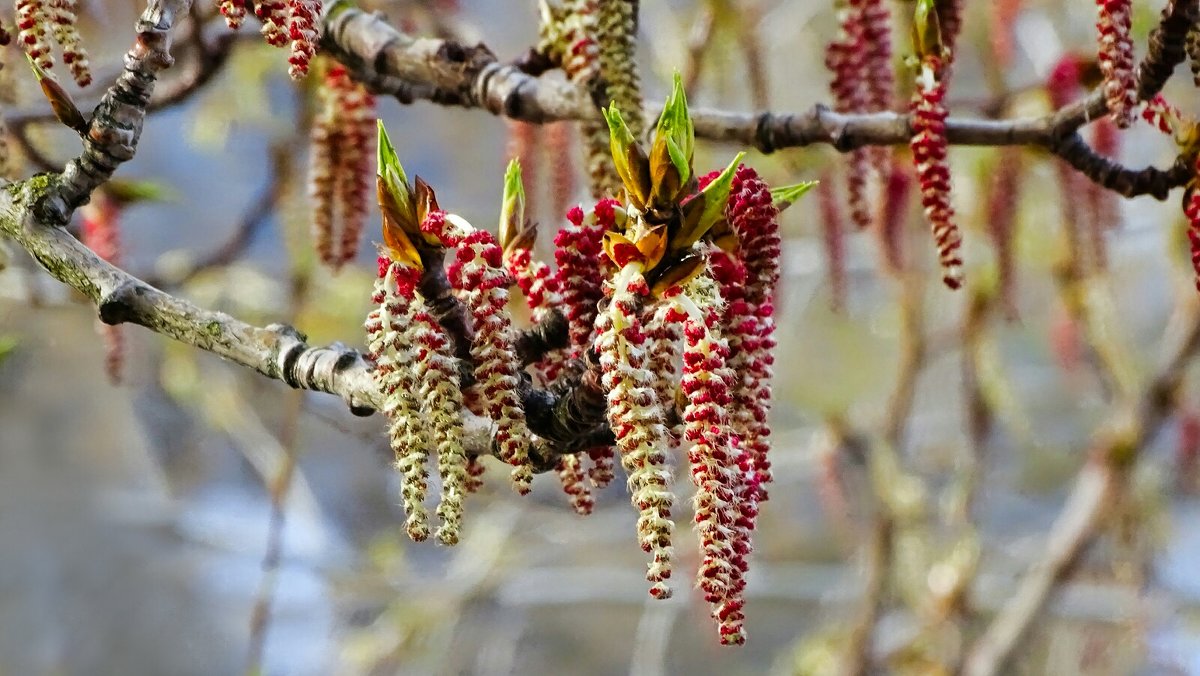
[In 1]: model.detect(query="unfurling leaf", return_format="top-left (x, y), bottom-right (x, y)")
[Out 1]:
top-left (648, 72), bottom-right (695, 205)
top-left (603, 225), bottom-right (666, 270)
top-left (603, 103), bottom-right (652, 209)
top-left (677, 152), bottom-right (745, 251)
top-left (376, 120), bottom-right (418, 232)
top-left (771, 180), bottom-right (819, 211)
top-left (498, 158), bottom-right (535, 253)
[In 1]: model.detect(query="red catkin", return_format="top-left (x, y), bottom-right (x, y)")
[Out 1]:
top-left (877, 159), bottom-right (913, 275)
top-left (422, 211), bottom-right (535, 494)
top-left (909, 53), bottom-right (963, 290)
top-left (1184, 156), bottom-right (1200, 293)
top-left (80, 192), bottom-right (124, 384)
top-left (1096, 0), bottom-right (1136, 127)
top-left (987, 149), bottom-right (1021, 318)
top-left (825, 0), bottom-right (872, 230)
top-left (818, 170), bottom-right (848, 311)
top-left (594, 264), bottom-right (675, 600)
top-left (308, 64), bottom-right (375, 270)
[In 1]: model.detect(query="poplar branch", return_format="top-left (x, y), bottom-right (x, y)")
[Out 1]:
top-left (48, 0), bottom-right (194, 218)
top-left (321, 0), bottom-right (1198, 201)
top-left (0, 0), bottom-right (615, 467)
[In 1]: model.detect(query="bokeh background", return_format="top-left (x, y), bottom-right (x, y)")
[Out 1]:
top-left (2, 1), bottom-right (1200, 674)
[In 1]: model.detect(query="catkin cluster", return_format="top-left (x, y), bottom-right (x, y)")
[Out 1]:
top-left (217, 0), bottom-right (323, 80)
top-left (367, 71), bottom-right (800, 644)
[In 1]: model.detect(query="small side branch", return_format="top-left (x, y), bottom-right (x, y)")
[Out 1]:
top-left (52, 0), bottom-right (194, 217)
top-left (321, 0), bottom-right (1198, 200)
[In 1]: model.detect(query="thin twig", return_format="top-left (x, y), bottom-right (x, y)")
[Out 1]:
top-left (244, 389), bottom-right (306, 675)
top-left (961, 302), bottom-right (1200, 676)
top-left (320, 0), bottom-right (1198, 200)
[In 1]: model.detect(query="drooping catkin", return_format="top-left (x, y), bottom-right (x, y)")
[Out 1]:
top-left (671, 273), bottom-right (752, 645)
top-left (308, 64), bottom-right (375, 270)
top-left (725, 165), bottom-right (782, 498)
top-left (405, 298), bottom-right (469, 546)
top-left (910, 54), bottom-right (964, 290)
top-left (825, 0), bottom-right (872, 229)
top-left (594, 264), bottom-right (674, 599)
top-left (366, 258), bottom-right (433, 541)
top-left (421, 210), bottom-right (535, 494)
top-left (1096, 0), bottom-right (1136, 127)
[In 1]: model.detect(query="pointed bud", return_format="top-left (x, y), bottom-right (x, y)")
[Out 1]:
top-left (602, 103), bottom-right (652, 210)
top-left (498, 158), bottom-right (536, 252)
top-left (677, 152), bottom-right (745, 251)
top-left (649, 72), bottom-right (694, 205)
top-left (376, 120), bottom-right (419, 234)
top-left (28, 54), bottom-right (86, 134)
top-left (913, 0), bottom-right (943, 58)
top-left (770, 180), bottom-right (819, 212)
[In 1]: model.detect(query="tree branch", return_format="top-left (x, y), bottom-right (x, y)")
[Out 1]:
top-left (320, 0), bottom-right (1198, 200)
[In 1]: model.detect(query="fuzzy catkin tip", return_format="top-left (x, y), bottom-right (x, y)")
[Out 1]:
top-left (557, 453), bottom-right (595, 515)
top-left (286, 0), bottom-right (322, 79)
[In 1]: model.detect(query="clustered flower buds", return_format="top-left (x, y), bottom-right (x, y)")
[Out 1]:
top-left (217, 0), bottom-right (322, 80)
top-left (16, 0), bottom-right (91, 86)
top-left (364, 74), bottom-right (805, 645)
top-left (499, 161), bottom-right (595, 513)
top-left (309, 63), bottom-right (375, 270)
top-left (80, 191), bottom-right (124, 384)
top-left (909, 0), bottom-right (963, 290)
top-left (1096, 0), bottom-right (1136, 127)
top-left (421, 196), bottom-right (536, 495)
